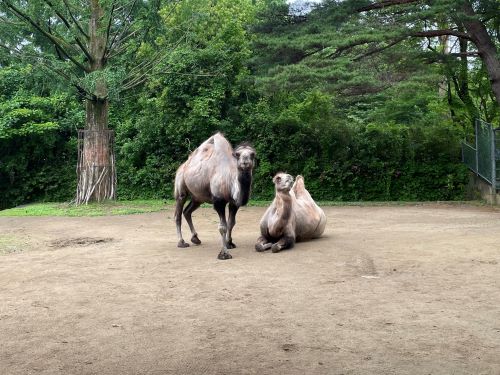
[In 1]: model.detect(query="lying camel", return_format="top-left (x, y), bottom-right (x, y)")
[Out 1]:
top-left (255, 173), bottom-right (326, 253)
top-left (174, 133), bottom-right (256, 260)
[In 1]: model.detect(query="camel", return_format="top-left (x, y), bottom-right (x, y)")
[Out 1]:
top-left (255, 173), bottom-right (326, 253)
top-left (174, 133), bottom-right (256, 260)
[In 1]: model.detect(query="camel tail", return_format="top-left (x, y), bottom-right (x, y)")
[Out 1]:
top-left (174, 164), bottom-right (186, 200)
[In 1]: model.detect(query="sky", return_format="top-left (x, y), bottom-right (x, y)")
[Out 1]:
top-left (287, 0), bottom-right (324, 15)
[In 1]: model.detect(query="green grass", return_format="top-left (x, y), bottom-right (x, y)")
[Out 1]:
top-left (0, 199), bottom-right (488, 217)
top-left (0, 200), bottom-right (173, 217)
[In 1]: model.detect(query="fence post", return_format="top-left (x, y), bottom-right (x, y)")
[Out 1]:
top-left (492, 125), bottom-right (497, 191)
top-left (475, 119), bottom-right (479, 175)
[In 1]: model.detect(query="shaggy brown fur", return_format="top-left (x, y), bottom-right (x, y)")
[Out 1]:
top-left (174, 133), bottom-right (255, 260)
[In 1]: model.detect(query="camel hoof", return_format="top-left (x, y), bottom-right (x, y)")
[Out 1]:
top-left (217, 252), bottom-right (232, 260)
top-left (271, 244), bottom-right (281, 253)
top-left (177, 240), bottom-right (190, 248)
top-left (227, 241), bottom-right (236, 249)
top-left (191, 235), bottom-right (201, 245)
top-left (255, 243), bottom-right (266, 252)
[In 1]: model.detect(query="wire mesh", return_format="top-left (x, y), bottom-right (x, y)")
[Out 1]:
top-left (476, 119), bottom-right (494, 184)
top-left (461, 142), bottom-right (476, 172)
top-left (496, 129), bottom-right (500, 189)
top-left (462, 119), bottom-right (498, 190)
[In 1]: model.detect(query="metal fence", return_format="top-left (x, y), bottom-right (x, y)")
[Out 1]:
top-left (461, 119), bottom-right (499, 189)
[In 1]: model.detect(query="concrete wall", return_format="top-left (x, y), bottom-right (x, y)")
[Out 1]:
top-left (466, 172), bottom-right (500, 204)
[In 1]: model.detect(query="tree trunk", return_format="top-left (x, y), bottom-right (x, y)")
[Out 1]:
top-left (451, 29), bottom-right (479, 122)
top-left (462, 1), bottom-right (500, 111)
top-left (75, 0), bottom-right (116, 204)
top-left (76, 98), bottom-right (116, 204)
top-left (86, 96), bottom-right (108, 131)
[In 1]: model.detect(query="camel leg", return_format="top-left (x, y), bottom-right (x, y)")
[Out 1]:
top-left (271, 235), bottom-right (295, 253)
top-left (214, 199), bottom-right (232, 260)
top-left (255, 236), bottom-right (272, 252)
top-left (226, 203), bottom-right (238, 249)
top-left (183, 200), bottom-right (202, 245)
top-left (174, 195), bottom-right (189, 248)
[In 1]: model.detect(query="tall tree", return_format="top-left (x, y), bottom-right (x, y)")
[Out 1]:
top-left (0, 0), bottom-right (166, 203)
top-left (335, 0), bottom-right (500, 116)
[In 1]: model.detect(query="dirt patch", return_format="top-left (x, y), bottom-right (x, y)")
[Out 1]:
top-left (0, 234), bottom-right (31, 255)
top-left (0, 205), bottom-right (500, 375)
top-left (49, 237), bottom-right (114, 248)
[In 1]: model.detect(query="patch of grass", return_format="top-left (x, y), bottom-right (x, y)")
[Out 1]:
top-left (0, 199), bottom-right (488, 217)
top-left (0, 200), bottom-right (173, 217)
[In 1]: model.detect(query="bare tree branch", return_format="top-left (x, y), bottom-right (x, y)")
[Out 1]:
top-left (105, 1), bottom-right (117, 57)
top-left (411, 29), bottom-right (474, 41)
top-left (106, 29), bottom-right (142, 60)
top-left (357, 0), bottom-right (422, 12)
top-left (42, 0), bottom-right (92, 62)
top-left (2, 0), bottom-right (90, 73)
top-left (449, 52), bottom-right (479, 57)
top-left (120, 33), bottom-right (188, 92)
top-left (326, 37), bottom-right (379, 59)
top-left (61, 0), bottom-right (89, 39)
top-left (353, 37), bottom-right (406, 61)
top-left (328, 28), bottom-right (474, 61)
top-left (0, 42), bottom-right (92, 99)
top-left (0, 14), bottom-right (21, 25)
top-left (106, 0), bottom-right (137, 56)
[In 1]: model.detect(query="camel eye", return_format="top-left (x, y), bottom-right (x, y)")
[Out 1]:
top-left (234, 152), bottom-right (241, 159)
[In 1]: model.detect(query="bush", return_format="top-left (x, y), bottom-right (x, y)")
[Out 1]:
top-left (0, 66), bottom-right (83, 208)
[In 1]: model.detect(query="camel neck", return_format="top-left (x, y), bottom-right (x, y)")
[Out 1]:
top-left (275, 191), bottom-right (292, 222)
top-left (238, 170), bottom-right (252, 206)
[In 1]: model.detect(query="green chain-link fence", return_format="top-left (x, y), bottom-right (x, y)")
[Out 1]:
top-left (462, 119), bottom-right (499, 189)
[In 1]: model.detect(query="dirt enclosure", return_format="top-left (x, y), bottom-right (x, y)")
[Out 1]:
top-left (1, 204), bottom-right (500, 375)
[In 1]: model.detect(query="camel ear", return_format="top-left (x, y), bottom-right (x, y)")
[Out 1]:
top-left (273, 175), bottom-right (281, 184)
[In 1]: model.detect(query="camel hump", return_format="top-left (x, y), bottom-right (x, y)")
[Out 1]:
top-left (212, 132), bottom-right (233, 155)
top-left (292, 175), bottom-right (307, 197)
top-left (189, 133), bottom-right (230, 164)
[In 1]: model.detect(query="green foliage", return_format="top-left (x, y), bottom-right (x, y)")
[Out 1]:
top-left (236, 89), bottom-right (468, 201)
top-left (0, 0), bottom-right (485, 207)
top-left (108, 0), bottom-right (470, 202)
top-left (114, 0), bottom-right (259, 199)
top-left (0, 65), bottom-right (82, 209)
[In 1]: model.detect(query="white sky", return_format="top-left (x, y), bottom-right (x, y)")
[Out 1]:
top-left (287, 0), bottom-right (324, 15)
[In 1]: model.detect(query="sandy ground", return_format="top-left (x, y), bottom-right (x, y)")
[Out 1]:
top-left (1, 204), bottom-right (500, 375)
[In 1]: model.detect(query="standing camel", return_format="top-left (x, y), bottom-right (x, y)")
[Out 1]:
top-left (256, 173), bottom-right (326, 253)
top-left (174, 133), bottom-right (256, 260)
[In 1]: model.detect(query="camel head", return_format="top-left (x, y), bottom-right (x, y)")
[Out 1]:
top-left (273, 173), bottom-right (294, 193)
top-left (233, 143), bottom-right (256, 172)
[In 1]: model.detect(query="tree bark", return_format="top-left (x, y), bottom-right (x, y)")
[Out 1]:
top-left (86, 97), bottom-right (108, 130)
top-left (76, 0), bottom-right (116, 204)
top-left (461, 1), bottom-right (500, 109)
